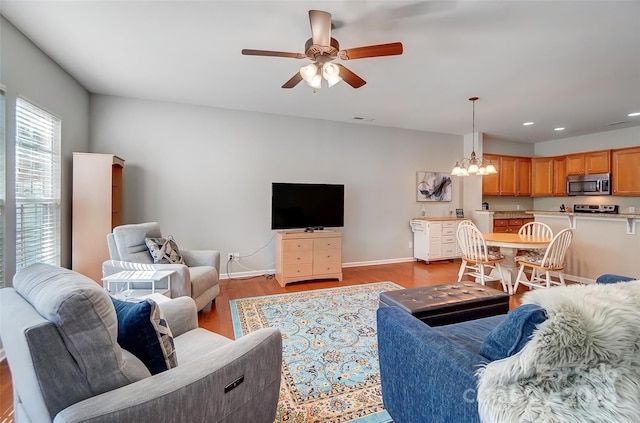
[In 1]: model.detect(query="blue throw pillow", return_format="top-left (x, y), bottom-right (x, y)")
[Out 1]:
top-left (111, 297), bottom-right (178, 374)
top-left (480, 304), bottom-right (547, 361)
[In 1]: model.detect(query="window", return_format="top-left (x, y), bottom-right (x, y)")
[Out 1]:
top-left (15, 98), bottom-right (61, 270)
top-left (0, 89), bottom-right (5, 286)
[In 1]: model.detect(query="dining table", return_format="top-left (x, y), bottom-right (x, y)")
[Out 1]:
top-left (483, 232), bottom-right (552, 292)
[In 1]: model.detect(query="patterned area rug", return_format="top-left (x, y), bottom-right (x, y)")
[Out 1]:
top-left (230, 281), bottom-right (403, 423)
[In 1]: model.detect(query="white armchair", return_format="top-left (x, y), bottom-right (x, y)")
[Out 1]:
top-left (103, 222), bottom-right (220, 312)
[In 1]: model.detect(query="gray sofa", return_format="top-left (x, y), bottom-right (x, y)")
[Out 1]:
top-left (103, 222), bottom-right (220, 311)
top-left (0, 263), bottom-right (282, 423)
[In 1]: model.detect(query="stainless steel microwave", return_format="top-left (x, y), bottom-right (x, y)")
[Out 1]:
top-left (566, 173), bottom-right (611, 196)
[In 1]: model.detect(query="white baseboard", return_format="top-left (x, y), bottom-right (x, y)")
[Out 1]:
top-left (342, 257), bottom-right (415, 268)
top-left (562, 273), bottom-right (596, 285)
top-left (221, 260), bottom-right (599, 286)
top-left (221, 268), bottom-right (275, 280)
top-left (221, 258), bottom-right (417, 280)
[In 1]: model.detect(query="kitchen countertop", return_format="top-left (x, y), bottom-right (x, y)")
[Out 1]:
top-left (528, 210), bottom-right (640, 219)
top-left (474, 210), bottom-right (640, 219)
top-left (411, 217), bottom-right (467, 221)
top-left (475, 210), bottom-right (531, 218)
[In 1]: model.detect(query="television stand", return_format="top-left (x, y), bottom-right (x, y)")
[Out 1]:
top-left (275, 230), bottom-right (342, 287)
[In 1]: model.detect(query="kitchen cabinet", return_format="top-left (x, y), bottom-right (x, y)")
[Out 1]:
top-left (566, 150), bottom-right (611, 175)
top-left (492, 218), bottom-right (535, 233)
top-left (410, 219), bottom-right (462, 263)
top-left (517, 158), bottom-right (532, 196)
top-left (531, 157), bottom-right (553, 196)
top-left (482, 154), bottom-right (531, 197)
top-left (531, 156), bottom-right (566, 197)
top-left (482, 154), bottom-right (501, 196)
top-left (612, 146), bottom-right (640, 196)
top-left (553, 157), bottom-right (567, 196)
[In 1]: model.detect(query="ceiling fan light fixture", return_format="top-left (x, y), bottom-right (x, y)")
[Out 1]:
top-left (326, 75), bottom-right (342, 88)
top-left (322, 62), bottom-right (339, 79)
top-left (300, 63), bottom-right (318, 83)
top-left (306, 74), bottom-right (322, 89)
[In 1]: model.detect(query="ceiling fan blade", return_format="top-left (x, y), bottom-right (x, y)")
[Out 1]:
top-left (338, 42), bottom-right (403, 60)
top-left (336, 65), bottom-right (366, 89)
top-left (309, 10), bottom-right (332, 46)
top-left (282, 72), bottom-right (303, 89)
top-left (242, 49), bottom-right (306, 59)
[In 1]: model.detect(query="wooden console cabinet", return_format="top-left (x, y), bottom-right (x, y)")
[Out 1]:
top-left (72, 153), bottom-right (124, 282)
top-left (275, 231), bottom-right (342, 287)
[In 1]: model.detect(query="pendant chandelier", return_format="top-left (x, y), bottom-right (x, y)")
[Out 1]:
top-left (451, 97), bottom-right (497, 176)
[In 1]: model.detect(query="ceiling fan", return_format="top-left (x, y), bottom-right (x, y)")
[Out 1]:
top-left (241, 10), bottom-right (403, 89)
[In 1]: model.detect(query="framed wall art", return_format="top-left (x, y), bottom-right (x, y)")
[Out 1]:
top-left (416, 171), bottom-right (452, 202)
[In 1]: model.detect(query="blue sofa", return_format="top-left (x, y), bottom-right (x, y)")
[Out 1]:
top-left (377, 274), bottom-right (636, 423)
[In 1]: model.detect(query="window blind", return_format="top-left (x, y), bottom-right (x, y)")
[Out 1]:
top-left (15, 98), bottom-right (61, 270)
top-left (0, 90), bottom-right (5, 286)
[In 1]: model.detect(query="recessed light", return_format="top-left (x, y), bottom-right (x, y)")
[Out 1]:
top-left (554, 127), bottom-right (565, 131)
top-left (522, 122), bottom-right (534, 126)
top-left (628, 112), bottom-right (640, 117)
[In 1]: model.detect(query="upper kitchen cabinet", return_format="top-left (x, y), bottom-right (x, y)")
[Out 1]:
top-left (531, 157), bottom-right (553, 197)
top-left (531, 156), bottom-right (566, 197)
top-left (566, 150), bottom-right (611, 175)
top-left (482, 154), bottom-right (530, 197)
top-left (612, 146), bottom-right (640, 196)
top-left (482, 153), bottom-right (501, 196)
top-left (553, 157), bottom-right (567, 196)
top-left (517, 157), bottom-right (532, 196)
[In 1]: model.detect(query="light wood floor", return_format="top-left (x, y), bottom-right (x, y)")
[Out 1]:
top-left (0, 260), bottom-right (525, 422)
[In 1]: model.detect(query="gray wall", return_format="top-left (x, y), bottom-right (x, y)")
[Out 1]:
top-left (1, 16), bottom-right (90, 285)
top-left (533, 126), bottom-right (640, 213)
top-left (89, 95), bottom-right (462, 275)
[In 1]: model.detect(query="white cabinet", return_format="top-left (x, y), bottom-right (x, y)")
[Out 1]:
top-left (410, 219), bottom-right (462, 263)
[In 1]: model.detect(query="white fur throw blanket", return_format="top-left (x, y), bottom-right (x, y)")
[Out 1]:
top-left (477, 280), bottom-right (640, 423)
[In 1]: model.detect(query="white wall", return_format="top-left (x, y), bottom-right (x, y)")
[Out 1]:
top-left (1, 16), bottom-right (90, 284)
top-left (535, 214), bottom-right (639, 280)
top-left (89, 95), bottom-right (463, 274)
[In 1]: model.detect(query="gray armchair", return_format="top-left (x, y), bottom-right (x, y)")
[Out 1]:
top-left (103, 222), bottom-right (220, 311)
top-left (0, 263), bottom-right (282, 423)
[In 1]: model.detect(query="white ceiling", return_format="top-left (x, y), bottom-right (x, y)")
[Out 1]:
top-left (2, 0), bottom-right (640, 143)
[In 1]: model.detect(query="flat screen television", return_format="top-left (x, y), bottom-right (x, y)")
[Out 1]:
top-left (271, 183), bottom-right (344, 230)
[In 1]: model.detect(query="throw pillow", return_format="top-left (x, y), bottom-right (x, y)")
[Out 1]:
top-left (145, 236), bottom-right (185, 265)
top-left (480, 304), bottom-right (547, 361)
top-left (111, 296), bottom-right (178, 374)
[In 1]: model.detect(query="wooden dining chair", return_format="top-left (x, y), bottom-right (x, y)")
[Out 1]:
top-left (456, 223), bottom-right (510, 294)
top-left (513, 228), bottom-right (573, 291)
top-left (517, 221), bottom-right (553, 257)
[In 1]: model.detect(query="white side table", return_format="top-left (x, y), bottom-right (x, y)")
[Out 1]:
top-left (102, 270), bottom-right (175, 301)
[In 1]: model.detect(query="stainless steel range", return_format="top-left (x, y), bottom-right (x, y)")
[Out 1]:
top-left (573, 204), bottom-right (619, 214)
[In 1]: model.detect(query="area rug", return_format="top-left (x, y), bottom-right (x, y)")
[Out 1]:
top-left (230, 281), bottom-right (403, 423)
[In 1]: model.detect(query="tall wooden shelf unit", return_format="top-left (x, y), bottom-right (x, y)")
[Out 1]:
top-left (275, 230), bottom-right (343, 287)
top-left (72, 153), bottom-right (125, 283)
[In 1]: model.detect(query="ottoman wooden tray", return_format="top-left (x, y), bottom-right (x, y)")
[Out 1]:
top-left (378, 282), bottom-right (509, 326)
